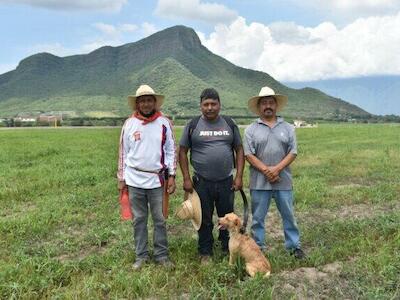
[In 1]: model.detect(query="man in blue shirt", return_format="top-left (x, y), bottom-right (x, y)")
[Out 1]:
top-left (244, 86), bottom-right (305, 259)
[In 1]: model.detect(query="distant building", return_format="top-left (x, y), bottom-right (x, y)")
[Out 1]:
top-left (293, 119), bottom-right (317, 128)
top-left (37, 115), bottom-right (62, 123)
top-left (294, 120), bottom-right (306, 128)
top-left (14, 116), bottom-right (36, 122)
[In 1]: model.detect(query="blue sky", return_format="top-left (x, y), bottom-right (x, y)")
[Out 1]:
top-left (1, 0), bottom-right (400, 81)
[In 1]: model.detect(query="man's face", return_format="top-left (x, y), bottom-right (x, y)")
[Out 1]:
top-left (258, 96), bottom-right (277, 118)
top-left (136, 95), bottom-right (156, 116)
top-left (200, 98), bottom-right (220, 120)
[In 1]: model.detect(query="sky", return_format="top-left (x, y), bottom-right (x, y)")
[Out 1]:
top-left (1, 0), bottom-right (400, 82)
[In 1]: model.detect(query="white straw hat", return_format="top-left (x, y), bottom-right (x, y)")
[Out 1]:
top-left (248, 86), bottom-right (288, 114)
top-left (127, 84), bottom-right (164, 110)
top-left (176, 190), bottom-right (202, 231)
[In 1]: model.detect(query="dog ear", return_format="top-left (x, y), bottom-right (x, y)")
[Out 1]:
top-left (234, 218), bottom-right (241, 227)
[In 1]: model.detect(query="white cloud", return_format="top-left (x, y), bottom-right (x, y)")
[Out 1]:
top-left (93, 23), bottom-right (119, 36)
top-left (28, 42), bottom-right (74, 57)
top-left (120, 24), bottom-right (139, 32)
top-left (295, 0), bottom-right (400, 19)
top-left (268, 22), bottom-right (315, 45)
top-left (200, 14), bottom-right (400, 81)
top-left (155, 0), bottom-right (238, 24)
top-left (0, 0), bottom-right (127, 12)
top-left (326, 0), bottom-right (398, 12)
top-left (0, 63), bottom-right (17, 74)
top-left (92, 23), bottom-right (138, 41)
top-left (141, 22), bottom-right (157, 37)
top-left (23, 22), bottom-right (157, 58)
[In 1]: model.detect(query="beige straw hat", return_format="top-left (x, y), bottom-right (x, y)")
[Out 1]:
top-left (248, 86), bottom-right (288, 114)
top-left (128, 84), bottom-right (165, 110)
top-left (176, 190), bottom-right (202, 231)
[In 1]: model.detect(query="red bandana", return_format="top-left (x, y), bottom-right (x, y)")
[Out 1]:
top-left (133, 111), bottom-right (162, 125)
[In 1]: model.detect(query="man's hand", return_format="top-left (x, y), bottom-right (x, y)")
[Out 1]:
top-left (118, 180), bottom-right (126, 190)
top-left (183, 177), bottom-right (194, 193)
top-left (232, 176), bottom-right (243, 191)
top-left (267, 166), bottom-right (281, 179)
top-left (262, 167), bottom-right (281, 183)
top-left (167, 177), bottom-right (176, 194)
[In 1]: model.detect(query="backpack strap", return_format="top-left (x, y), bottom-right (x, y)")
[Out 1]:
top-left (221, 115), bottom-right (238, 168)
top-left (221, 115), bottom-right (236, 143)
top-left (187, 115), bottom-right (201, 148)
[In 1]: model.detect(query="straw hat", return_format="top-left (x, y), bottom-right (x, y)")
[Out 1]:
top-left (248, 86), bottom-right (288, 114)
top-left (176, 190), bottom-right (202, 231)
top-left (128, 84), bottom-right (165, 110)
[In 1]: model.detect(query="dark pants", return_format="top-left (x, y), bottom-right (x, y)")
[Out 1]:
top-left (193, 174), bottom-right (234, 256)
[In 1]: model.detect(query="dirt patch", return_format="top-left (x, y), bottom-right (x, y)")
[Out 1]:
top-left (276, 261), bottom-right (345, 299)
top-left (167, 221), bottom-right (197, 239)
top-left (331, 176), bottom-right (374, 189)
top-left (0, 203), bottom-right (37, 219)
top-left (54, 225), bottom-right (113, 262)
top-left (56, 244), bottom-right (109, 262)
top-left (257, 201), bottom-right (398, 252)
top-left (265, 211), bottom-right (284, 240)
top-left (298, 202), bottom-right (400, 225)
top-left (333, 183), bottom-right (364, 189)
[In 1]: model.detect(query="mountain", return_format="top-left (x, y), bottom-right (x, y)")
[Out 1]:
top-left (0, 25), bottom-right (370, 119)
top-left (285, 76), bottom-right (400, 116)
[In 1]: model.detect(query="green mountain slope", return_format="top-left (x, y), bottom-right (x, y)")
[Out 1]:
top-left (0, 25), bottom-right (370, 119)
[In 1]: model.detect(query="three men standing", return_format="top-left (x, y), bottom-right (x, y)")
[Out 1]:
top-left (244, 86), bottom-right (305, 259)
top-left (179, 88), bottom-right (244, 263)
top-left (118, 84), bottom-right (304, 270)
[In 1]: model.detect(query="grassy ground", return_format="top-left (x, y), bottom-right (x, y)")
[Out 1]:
top-left (0, 124), bottom-right (399, 299)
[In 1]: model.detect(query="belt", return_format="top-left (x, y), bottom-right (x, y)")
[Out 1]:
top-left (133, 167), bottom-right (164, 175)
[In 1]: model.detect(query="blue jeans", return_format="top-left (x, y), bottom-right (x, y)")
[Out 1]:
top-left (251, 190), bottom-right (300, 251)
top-left (128, 186), bottom-right (168, 261)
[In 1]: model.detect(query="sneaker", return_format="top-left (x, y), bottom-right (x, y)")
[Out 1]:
top-left (132, 258), bottom-right (149, 270)
top-left (200, 255), bottom-right (211, 265)
top-left (290, 248), bottom-right (306, 259)
top-left (156, 258), bottom-right (175, 269)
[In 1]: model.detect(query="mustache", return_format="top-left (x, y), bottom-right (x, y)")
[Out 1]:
top-left (264, 108), bottom-right (273, 112)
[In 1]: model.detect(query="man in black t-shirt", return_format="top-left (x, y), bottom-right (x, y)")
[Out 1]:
top-left (179, 88), bottom-right (245, 264)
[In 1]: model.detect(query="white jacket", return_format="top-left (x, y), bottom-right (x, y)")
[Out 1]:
top-left (117, 115), bottom-right (176, 189)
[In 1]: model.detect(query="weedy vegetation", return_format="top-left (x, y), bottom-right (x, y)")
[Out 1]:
top-left (0, 124), bottom-right (399, 299)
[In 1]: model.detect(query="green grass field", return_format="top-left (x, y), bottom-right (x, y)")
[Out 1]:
top-left (0, 124), bottom-right (399, 299)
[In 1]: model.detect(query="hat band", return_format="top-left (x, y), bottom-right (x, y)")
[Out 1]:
top-left (136, 92), bottom-right (156, 97)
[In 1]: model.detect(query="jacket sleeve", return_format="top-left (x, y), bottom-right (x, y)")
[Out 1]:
top-left (164, 118), bottom-right (177, 176)
top-left (117, 120), bottom-right (130, 181)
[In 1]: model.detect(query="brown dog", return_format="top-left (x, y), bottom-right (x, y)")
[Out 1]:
top-left (218, 213), bottom-right (271, 277)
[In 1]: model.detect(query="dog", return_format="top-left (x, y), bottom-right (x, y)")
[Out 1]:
top-left (218, 213), bottom-right (271, 278)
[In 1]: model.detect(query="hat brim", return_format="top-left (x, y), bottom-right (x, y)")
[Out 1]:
top-left (176, 190), bottom-right (202, 231)
top-left (189, 190), bottom-right (202, 231)
top-left (127, 94), bottom-right (165, 110)
top-left (248, 94), bottom-right (288, 114)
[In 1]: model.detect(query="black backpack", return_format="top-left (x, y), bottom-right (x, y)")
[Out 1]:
top-left (186, 115), bottom-right (237, 168)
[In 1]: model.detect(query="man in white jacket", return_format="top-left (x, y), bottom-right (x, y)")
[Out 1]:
top-left (117, 85), bottom-right (176, 270)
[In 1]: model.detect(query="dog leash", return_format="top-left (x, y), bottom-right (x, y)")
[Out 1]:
top-left (238, 189), bottom-right (249, 234)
